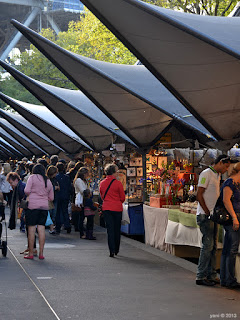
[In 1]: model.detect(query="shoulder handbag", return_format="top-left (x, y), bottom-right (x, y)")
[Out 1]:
top-left (71, 203), bottom-right (83, 212)
top-left (103, 179), bottom-right (116, 200)
top-left (211, 197), bottom-right (232, 225)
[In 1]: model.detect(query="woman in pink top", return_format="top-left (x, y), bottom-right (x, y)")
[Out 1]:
top-left (24, 164), bottom-right (54, 260)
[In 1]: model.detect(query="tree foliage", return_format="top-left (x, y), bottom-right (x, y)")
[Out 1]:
top-left (0, 9), bottom-right (137, 105)
top-left (143, 0), bottom-right (238, 16)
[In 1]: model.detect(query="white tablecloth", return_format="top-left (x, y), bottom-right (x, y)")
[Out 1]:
top-left (143, 205), bottom-right (202, 252)
top-left (165, 220), bottom-right (202, 247)
top-left (143, 205), bottom-right (171, 251)
top-left (121, 203), bottom-right (130, 225)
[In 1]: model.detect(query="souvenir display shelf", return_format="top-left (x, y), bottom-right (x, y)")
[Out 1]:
top-left (126, 156), bottom-right (144, 203)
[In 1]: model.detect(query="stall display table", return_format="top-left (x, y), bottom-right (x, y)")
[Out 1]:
top-left (165, 209), bottom-right (202, 247)
top-left (143, 205), bottom-right (171, 251)
top-left (143, 206), bottom-right (223, 266)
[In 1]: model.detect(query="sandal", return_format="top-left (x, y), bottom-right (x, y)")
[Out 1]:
top-left (20, 249), bottom-right (29, 255)
top-left (24, 255), bottom-right (34, 260)
top-left (39, 255), bottom-right (45, 260)
top-left (21, 249), bottom-right (38, 256)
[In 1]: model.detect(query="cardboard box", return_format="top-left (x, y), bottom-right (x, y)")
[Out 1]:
top-left (150, 195), bottom-right (172, 208)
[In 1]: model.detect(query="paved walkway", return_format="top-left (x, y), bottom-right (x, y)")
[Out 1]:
top-left (1, 209), bottom-right (240, 320)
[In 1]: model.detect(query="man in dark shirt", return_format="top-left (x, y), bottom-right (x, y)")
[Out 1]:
top-left (55, 162), bottom-right (71, 234)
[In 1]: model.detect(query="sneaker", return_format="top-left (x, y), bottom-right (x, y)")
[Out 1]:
top-left (208, 277), bottom-right (220, 284)
top-left (49, 230), bottom-right (56, 235)
top-left (196, 279), bottom-right (216, 286)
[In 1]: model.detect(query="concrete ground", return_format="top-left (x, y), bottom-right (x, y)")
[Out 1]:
top-left (1, 208), bottom-right (240, 320)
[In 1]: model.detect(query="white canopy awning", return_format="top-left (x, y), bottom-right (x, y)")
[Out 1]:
top-left (0, 92), bottom-right (92, 154)
top-left (0, 61), bottom-right (136, 151)
top-left (0, 118), bottom-right (47, 155)
top-left (11, 19), bottom-right (214, 148)
top-left (0, 126), bottom-right (31, 155)
top-left (0, 137), bottom-right (23, 157)
top-left (0, 108), bottom-right (63, 155)
top-left (80, 0), bottom-right (240, 142)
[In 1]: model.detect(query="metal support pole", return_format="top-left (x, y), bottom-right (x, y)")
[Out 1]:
top-left (0, 7), bottom-right (41, 61)
top-left (45, 14), bottom-right (61, 35)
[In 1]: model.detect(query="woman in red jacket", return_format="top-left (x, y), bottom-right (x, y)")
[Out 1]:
top-left (100, 164), bottom-right (125, 257)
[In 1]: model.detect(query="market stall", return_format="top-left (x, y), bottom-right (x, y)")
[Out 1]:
top-left (143, 205), bottom-right (223, 268)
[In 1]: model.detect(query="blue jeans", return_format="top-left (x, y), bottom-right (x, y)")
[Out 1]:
top-left (220, 224), bottom-right (240, 286)
top-left (55, 199), bottom-right (71, 233)
top-left (49, 200), bottom-right (57, 224)
top-left (196, 214), bottom-right (218, 280)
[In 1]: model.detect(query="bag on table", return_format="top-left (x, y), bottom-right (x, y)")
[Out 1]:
top-left (211, 197), bottom-right (232, 225)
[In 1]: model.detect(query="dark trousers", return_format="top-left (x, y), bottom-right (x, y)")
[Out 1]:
top-left (78, 210), bottom-right (85, 237)
top-left (56, 199), bottom-right (71, 233)
top-left (103, 210), bottom-right (122, 254)
top-left (86, 215), bottom-right (94, 231)
top-left (3, 192), bottom-right (12, 207)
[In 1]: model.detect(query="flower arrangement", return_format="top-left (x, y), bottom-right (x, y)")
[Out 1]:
top-left (166, 178), bottom-right (185, 204)
top-left (183, 163), bottom-right (193, 169)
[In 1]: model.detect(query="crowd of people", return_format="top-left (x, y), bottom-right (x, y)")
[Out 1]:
top-left (3, 152), bottom-right (239, 287)
top-left (0, 155), bottom-right (125, 259)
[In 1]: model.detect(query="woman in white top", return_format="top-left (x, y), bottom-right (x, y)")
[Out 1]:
top-left (1, 163), bottom-right (12, 206)
top-left (73, 167), bottom-right (89, 238)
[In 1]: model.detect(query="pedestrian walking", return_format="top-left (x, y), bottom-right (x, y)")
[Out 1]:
top-left (100, 164), bottom-right (125, 257)
top-left (24, 164), bottom-right (54, 260)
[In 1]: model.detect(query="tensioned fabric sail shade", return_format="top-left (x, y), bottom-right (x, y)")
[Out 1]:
top-left (0, 126), bottom-right (31, 156)
top-left (0, 109), bottom-right (63, 155)
top-left (0, 61), bottom-right (136, 151)
top-left (80, 0), bottom-right (240, 142)
top-left (0, 138), bottom-right (23, 157)
top-left (10, 20), bottom-right (214, 148)
top-left (0, 118), bottom-right (46, 155)
top-left (0, 92), bottom-right (91, 154)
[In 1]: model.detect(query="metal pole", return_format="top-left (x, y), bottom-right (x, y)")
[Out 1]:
top-left (0, 7), bottom-right (41, 61)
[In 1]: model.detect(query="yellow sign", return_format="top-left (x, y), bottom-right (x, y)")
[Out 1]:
top-left (157, 133), bottom-right (172, 148)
